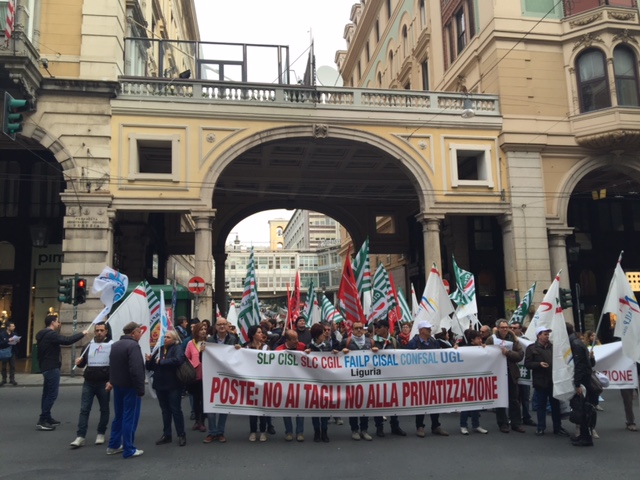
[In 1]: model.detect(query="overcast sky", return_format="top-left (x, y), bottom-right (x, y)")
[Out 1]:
top-left (194, 0), bottom-right (352, 245)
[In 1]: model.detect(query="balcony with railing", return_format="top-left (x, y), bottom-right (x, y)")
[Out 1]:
top-left (563, 0), bottom-right (637, 17)
top-left (120, 38), bottom-right (500, 118)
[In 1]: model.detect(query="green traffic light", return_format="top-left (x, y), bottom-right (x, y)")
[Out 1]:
top-left (3, 92), bottom-right (29, 140)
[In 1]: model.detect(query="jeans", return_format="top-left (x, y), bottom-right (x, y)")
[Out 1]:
top-left (283, 416), bottom-right (304, 435)
top-left (533, 388), bottom-right (561, 432)
top-left (76, 381), bottom-right (110, 437)
top-left (460, 410), bottom-right (480, 429)
top-left (496, 375), bottom-right (521, 427)
top-left (187, 380), bottom-right (204, 425)
top-left (415, 413), bottom-right (441, 430)
top-left (40, 368), bottom-right (60, 423)
top-left (374, 415), bottom-right (400, 430)
top-left (156, 388), bottom-right (185, 436)
top-left (249, 416), bottom-right (268, 433)
top-left (207, 413), bottom-right (228, 436)
top-left (108, 387), bottom-right (142, 458)
top-left (348, 416), bottom-right (369, 432)
top-left (312, 416), bottom-right (329, 431)
top-left (1, 354), bottom-right (15, 382)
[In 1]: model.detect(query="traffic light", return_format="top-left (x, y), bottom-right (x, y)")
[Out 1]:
top-left (75, 276), bottom-right (87, 305)
top-left (559, 288), bottom-right (573, 310)
top-left (58, 278), bottom-right (74, 304)
top-left (2, 92), bottom-right (28, 140)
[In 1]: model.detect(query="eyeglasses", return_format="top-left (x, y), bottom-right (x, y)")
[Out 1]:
top-left (353, 327), bottom-right (364, 330)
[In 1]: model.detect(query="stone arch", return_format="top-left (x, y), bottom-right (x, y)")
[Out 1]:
top-left (26, 125), bottom-right (76, 172)
top-left (554, 155), bottom-right (640, 226)
top-left (199, 125), bottom-right (436, 213)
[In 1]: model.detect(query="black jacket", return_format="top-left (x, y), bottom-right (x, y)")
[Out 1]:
top-left (524, 340), bottom-right (554, 390)
top-left (146, 343), bottom-right (185, 391)
top-left (109, 335), bottom-right (146, 396)
top-left (406, 334), bottom-right (440, 350)
top-left (569, 333), bottom-right (595, 388)
top-left (35, 328), bottom-right (85, 372)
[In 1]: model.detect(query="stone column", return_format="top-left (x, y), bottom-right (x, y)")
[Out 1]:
top-left (192, 209), bottom-right (216, 320)
top-left (213, 250), bottom-right (228, 316)
top-left (548, 227), bottom-right (574, 325)
top-left (60, 191), bottom-right (114, 373)
top-left (499, 214), bottom-right (517, 291)
top-left (416, 214), bottom-right (444, 274)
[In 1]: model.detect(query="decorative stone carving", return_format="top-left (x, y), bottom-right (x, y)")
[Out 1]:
top-left (609, 11), bottom-right (635, 22)
top-left (612, 29), bottom-right (639, 46)
top-left (576, 129), bottom-right (640, 149)
top-left (569, 12), bottom-right (602, 28)
top-left (313, 124), bottom-right (329, 138)
top-left (573, 33), bottom-right (604, 51)
top-left (418, 141), bottom-right (427, 150)
top-left (206, 133), bottom-right (216, 143)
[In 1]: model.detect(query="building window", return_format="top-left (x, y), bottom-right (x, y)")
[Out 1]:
top-left (402, 25), bottom-right (408, 58)
top-left (455, 8), bottom-right (466, 53)
top-left (276, 227), bottom-right (283, 236)
top-left (357, 60), bottom-right (362, 81)
top-left (378, 71), bottom-right (383, 87)
top-left (366, 41), bottom-right (370, 61)
top-left (450, 144), bottom-right (494, 188)
top-left (386, 0), bottom-right (392, 19)
top-left (576, 49), bottom-right (611, 113)
top-left (420, 0), bottom-right (426, 28)
top-left (388, 50), bottom-right (394, 78)
top-left (614, 45), bottom-right (639, 107)
top-left (422, 60), bottom-right (429, 90)
top-left (375, 20), bottom-right (380, 42)
top-left (128, 134), bottom-right (180, 181)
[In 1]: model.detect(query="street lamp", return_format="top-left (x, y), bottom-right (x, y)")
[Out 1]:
top-left (30, 223), bottom-right (49, 248)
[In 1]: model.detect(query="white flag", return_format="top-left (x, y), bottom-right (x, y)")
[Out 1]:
top-left (603, 255), bottom-right (640, 363)
top-left (411, 264), bottom-right (455, 336)
top-left (91, 266), bottom-right (128, 325)
top-left (226, 300), bottom-right (239, 329)
top-left (525, 272), bottom-right (574, 401)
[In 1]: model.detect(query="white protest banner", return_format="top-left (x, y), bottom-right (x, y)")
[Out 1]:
top-left (517, 336), bottom-right (533, 386)
top-left (202, 345), bottom-right (508, 417)
top-left (592, 342), bottom-right (638, 389)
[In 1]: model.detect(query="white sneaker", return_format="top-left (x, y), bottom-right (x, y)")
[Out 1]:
top-left (248, 432), bottom-right (257, 442)
top-left (130, 449), bottom-right (144, 458)
top-left (95, 434), bottom-right (105, 445)
top-left (106, 446), bottom-right (124, 455)
top-left (592, 429), bottom-right (600, 439)
top-left (351, 431), bottom-right (361, 440)
top-left (460, 427), bottom-right (469, 435)
top-left (360, 431), bottom-right (373, 441)
top-left (259, 432), bottom-right (267, 442)
top-left (70, 437), bottom-right (85, 448)
top-left (474, 427), bottom-right (488, 434)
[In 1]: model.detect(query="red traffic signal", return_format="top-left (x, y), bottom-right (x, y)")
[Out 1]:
top-left (75, 277), bottom-right (87, 305)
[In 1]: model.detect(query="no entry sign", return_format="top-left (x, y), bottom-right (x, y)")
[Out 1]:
top-left (188, 276), bottom-right (206, 294)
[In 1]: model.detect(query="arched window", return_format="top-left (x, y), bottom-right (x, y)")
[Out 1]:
top-left (420, 0), bottom-right (426, 28)
top-left (576, 49), bottom-right (611, 112)
top-left (378, 71), bottom-right (382, 87)
top-left (276, 227), bottom-right (283, 236)
top-left (388, 50), bottom-right (394, 78)
top-left (402, 25), bottom-right (408, 57)
top-left (614, 45), bottom-right (639, 106)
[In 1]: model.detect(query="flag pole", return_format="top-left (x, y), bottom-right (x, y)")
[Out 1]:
top-left (592, 250), bottom-right (624, 349)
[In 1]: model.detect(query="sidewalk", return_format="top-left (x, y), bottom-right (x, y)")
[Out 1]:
top-left (4, 358), bottom-right (84, 387)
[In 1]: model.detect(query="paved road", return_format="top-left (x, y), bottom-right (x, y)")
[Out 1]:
top-left (1, 378), bottom-right (639, 479)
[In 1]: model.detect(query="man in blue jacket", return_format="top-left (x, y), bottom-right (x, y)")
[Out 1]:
top-left (107, 321), bottom-right (146, 458)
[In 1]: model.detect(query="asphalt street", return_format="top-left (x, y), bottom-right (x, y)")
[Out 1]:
top-left (1, 378), bottom-right (639, 480)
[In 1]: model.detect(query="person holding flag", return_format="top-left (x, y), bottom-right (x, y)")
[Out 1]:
top-left (567, 322), bottom-right (597, 447)
top-left (486, 319), bottom-right (525, 433)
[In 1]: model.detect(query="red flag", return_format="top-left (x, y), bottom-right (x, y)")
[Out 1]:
top-left (388, 273), bottom-right (402, 335)
top-left (337, 248), bottom-right (365, 335)
top-left (287, 272), bottom-right (301, 328)
top-left (286, 283), bottom-right (292, 329)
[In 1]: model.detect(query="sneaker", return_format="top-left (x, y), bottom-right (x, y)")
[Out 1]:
top-left (95, 434), bottom-right (105, 445)
top-left (460, 427), bottom-right (469, 435)
top-left (259, 432), bottom-right (267, 442)
top-left (249, 432), bottom-right (257, 442)
top-left (596, 405), bottom-right (604, 411)
top-left (416, 426), bottom-right (426, 438)
top-left (285, 433), bottom-right (293, 441)
top-left (106, 446), bottom-right (124, 455)
top-left (360, 431), bottom-right (373, 441)
top-left (336, 418), bottom-right (344, 425)
top-left (535, 430), bottom-right (545, 436)
top-left (592, 429), bottom-right (600, 439)
top-left (351, 431), bottom-right (361, 441)
top-left (203, 435), bottom-right (216, 443)
top-left (474, 427), bottom-right (488, 434)
top-left (36, 422), bottom-right (56, 431)
top-left (70, 437), bottom-right (85, 448)
top-left (49, 418), bottom-right (62, 426)
top-left (432, 427), bottom-right (449, 436)
top-left (130, 449), bottom-right (144, 457)
top-left (296, 434), bottom-right (304, 442)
